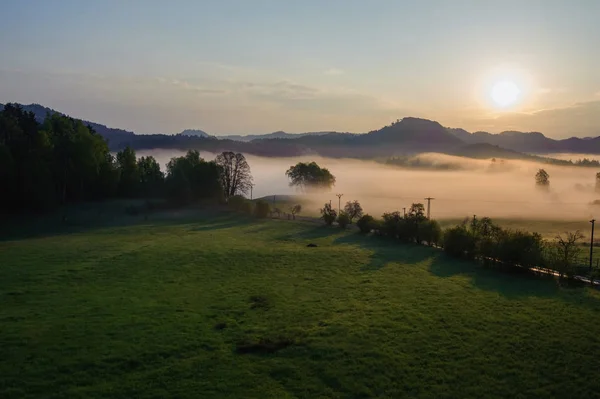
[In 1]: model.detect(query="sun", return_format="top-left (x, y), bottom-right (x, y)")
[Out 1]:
top-left (490, 80), bottom-right (521, 108)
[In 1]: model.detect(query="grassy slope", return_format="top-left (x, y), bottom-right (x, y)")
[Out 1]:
top-left (1, 212), bottom-right (600, 398)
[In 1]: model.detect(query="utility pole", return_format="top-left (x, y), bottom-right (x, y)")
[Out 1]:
top-left (402, 207), bottom-right (406, 218)
top-left (424, 197), bottom-right (435, 219)
top-left (336, 193), bottom-right (344, 214)
top-left (250, 184), bottom-right (254, 200)
top-left (590, 219), bottom-right (596, 271)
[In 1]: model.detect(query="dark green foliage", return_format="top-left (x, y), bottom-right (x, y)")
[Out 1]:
top-left (241, 201), bottom-right (253, 215)
top-left (343, 200), bottom-right (363, 222)
top-left (137, 155), bottom-right (164, 197)
top-left (420, 219), bottom-right (442, 246)
top-left (443, 224), bottom-right (476, 259)
top-left (356, 214), bottom-right (375, 233)
top-left (0, 103), bottom-right (226, 213)
top-left (337, 212), bottom-right (351, 229)
top-left (165, 150), bottom-right (223, 204)
top-left (442, 216), bottom-right (572, 277)
top-left (228, 195), bottom-right (248, 211)
top-left (320, 203), bottom-right (337, 225)
top-left (116, 147), bottom-right (139, 197)
top-left (285, 161), bottom-right (336, 191)
top-left (254, 200), bottom-right (270, 218)
top-left (381, 211), bottom-right (403, 237)
top-left (0, 104), bottom-right (116, 211)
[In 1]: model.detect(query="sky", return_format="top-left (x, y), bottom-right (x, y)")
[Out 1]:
top-left (1, 0), bottom-right (600, 138)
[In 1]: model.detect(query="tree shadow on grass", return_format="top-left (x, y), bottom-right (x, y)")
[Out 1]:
top-left (189, 214), bottom-right (256, 232)
top-left (275, 224), bottom-right (344, 243)
top-left (333, 232), bottom-right (600, 305)
top-left (334, 233), bottom-right (434, 271)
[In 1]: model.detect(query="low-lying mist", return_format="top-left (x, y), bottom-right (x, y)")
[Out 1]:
top-left (137, 149), bottom-right (600, 221)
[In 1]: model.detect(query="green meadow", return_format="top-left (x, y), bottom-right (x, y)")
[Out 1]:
top-left (2, 209), bottom-right (600, 398)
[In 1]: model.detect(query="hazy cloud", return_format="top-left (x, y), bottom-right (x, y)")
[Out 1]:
top-left (324, 68), bottom-right (344, 76)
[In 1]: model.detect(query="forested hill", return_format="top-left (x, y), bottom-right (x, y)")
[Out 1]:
top-left (0, 103), bottom-right (136, 148)
top-left (3, 102), bottom-right (600, 157)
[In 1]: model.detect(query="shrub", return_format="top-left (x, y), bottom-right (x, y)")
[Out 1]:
top-left (420, 220), bottom-right (442, 246)
top-left (381, 211), bottom-right (402, 237)
top-left (228, 195), bottom-right (247, 211)
top-left (254, 200), bottom-right (270, 218)
top-left (356, 214), bottom-right (375, 233)
top-left (320, 203), bottom-right (337, 225)
top-left (337, 212), bottom-right (351, 229)
top-left (442, 225), bottom-right (476, 259)
top-left (240, 201), bottom-right (253, 215)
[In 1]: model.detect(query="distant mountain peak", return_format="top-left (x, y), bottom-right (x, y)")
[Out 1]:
top-left (179, 129), bottom-right (211, 138)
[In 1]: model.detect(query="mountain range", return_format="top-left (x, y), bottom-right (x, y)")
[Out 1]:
top-left (3, 102), bottom-right (600, 159)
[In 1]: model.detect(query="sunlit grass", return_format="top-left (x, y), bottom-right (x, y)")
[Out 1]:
top-left (1, 211), bottom-right (600, 398)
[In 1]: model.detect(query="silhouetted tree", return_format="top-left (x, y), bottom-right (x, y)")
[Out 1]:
top-left (320, 203), bottom-right (337, 225)
top-left (344, 200), bottom-right (363, 222)
top-left (356, 214), bottom-right (375, 234)
top-left (215, 151), bottom-right (253, 200)
top-left (548, 231), bottom-right (584, 279)
top-left (535, 169), bottom-right (550, 188)
top-left (137, 156), bottom-right (164, 197)
top-left (116, 147), bottom-right (139, 197)
top-left (337, 212), bottom-right (351, 229)
top-left (289, 204), bottom-right (302, 220)
top-left (285, 161), bottom-right (336, 191)
top-left (166, 150), bottom-right (222, 203)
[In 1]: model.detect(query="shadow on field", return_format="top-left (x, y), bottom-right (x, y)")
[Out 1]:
top-left (276, 225), bottom-right (343, 242)
top-left (0, 204), bottom-right (233, 242)
top-left (189, 215), bottom-right (256, 231)
top-left (334, 233), bottom-right (434, 271)
top-left (333, 232), bottom-right (597, 302)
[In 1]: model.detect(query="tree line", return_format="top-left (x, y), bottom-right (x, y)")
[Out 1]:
top-left (312, 196), bottom-right (592, 282)
top-left (0, 104), bottom-right (253, 213)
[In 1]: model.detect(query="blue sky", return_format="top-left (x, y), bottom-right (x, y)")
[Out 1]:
top-left (1, 0), bottom-right (600, 137)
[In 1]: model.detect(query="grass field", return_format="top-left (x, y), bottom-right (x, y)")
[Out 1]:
top-left (2, 209), bottom-right (600, 398)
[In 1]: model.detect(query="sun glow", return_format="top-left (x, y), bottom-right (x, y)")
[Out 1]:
top-left (490, 80), bottom-right (521, 107)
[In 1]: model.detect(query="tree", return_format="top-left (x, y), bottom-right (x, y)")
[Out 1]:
top-left (420, 220), bottom-right (442, 246)
top-left (320, 203), bottom-right (337, 225)
top-left (548, 231), bottom-right (584, 279)
top-left (337, 212), bottom-right (351, 229)
top-left (289, 204), bottom-right (302, 220)
top-left (215, 151), bottom-right (253, 200)
top-left (356, 214), bottom-right (375, 234)
top-left (343, 200), bottom-right (363, 222)
top-left (407, 203), bottom-right (426, 221)
top-left (137, 156), bottom-right (164, 197)
top-left (535, 169), bottom-right (550, 187)
top-left (116, 146), bottom-right (139, 197)
top-left (166, 150), bottom-right (222, 203)
top-left (285, 162), bottom-right (336, 192)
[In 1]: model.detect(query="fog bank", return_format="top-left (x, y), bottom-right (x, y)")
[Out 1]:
top-left (136, 149), bottom-right (600, 221)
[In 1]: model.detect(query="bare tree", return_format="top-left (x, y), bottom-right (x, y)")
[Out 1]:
top-left (289, 204), bottom-right (302, 220)
top-left (549, 231), bottom-right (584, 279)
top-left (215, 152), bottom-right (253, 200)
top-left (343, 200), bottom-right (363, 222)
